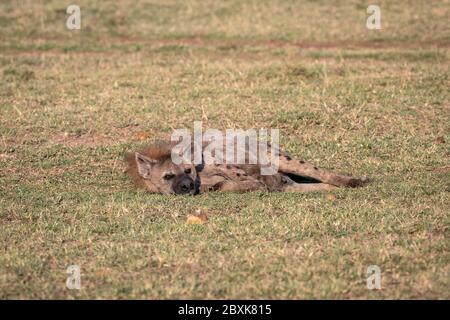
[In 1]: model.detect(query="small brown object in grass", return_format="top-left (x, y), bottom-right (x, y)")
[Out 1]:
top-left (186, 209), bottom-right (209, 224)
top-left (435, 136), bottom-right (445, 144)
top-left (326, 194), bottom-right (337, 201)
top-left (136, 131), bottom-right (150, 141)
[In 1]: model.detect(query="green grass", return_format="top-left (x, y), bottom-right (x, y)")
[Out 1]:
top-left (0, 0), bottom-right (449, 299)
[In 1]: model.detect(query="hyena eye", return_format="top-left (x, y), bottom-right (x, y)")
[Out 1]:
top-left (184, 168), bottom-right (191, 174)
top-left (163, 173), bottom-right (175, 180)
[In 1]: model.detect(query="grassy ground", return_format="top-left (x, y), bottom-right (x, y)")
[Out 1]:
top-left (0, 0), bottom-right (449, 299)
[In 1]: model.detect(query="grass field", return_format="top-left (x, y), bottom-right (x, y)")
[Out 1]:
top-left (0, 0), bottom-right (449, 299)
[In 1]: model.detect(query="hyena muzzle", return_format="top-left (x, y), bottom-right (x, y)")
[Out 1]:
top-left (125, 141), bottom-right (369, 195)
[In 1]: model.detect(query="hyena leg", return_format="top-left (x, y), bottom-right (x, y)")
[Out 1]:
top-left (199, 172), bottom-right (267, 193)
top-left (283, 182), bottom-right (337, 193)
top-left (214, 180), bottom-right (267, 193)
top-left (278, 153), bottom-right (368, 188)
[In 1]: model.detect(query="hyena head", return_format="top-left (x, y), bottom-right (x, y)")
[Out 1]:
top-left (135, 152), bottom-right (198, 195)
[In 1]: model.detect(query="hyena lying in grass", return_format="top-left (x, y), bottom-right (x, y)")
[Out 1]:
top-left (125, 141), bottom-right (368, 195)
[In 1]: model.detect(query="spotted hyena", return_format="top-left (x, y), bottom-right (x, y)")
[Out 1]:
top-left (125, 140), bottom-right (368, 195)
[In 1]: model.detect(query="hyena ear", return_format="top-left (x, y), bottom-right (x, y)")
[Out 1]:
top-left (135, 152), bottom-right (158, 179)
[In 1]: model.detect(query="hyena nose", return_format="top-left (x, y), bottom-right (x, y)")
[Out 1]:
top-left (180, 178), bottom-right (194, 193)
